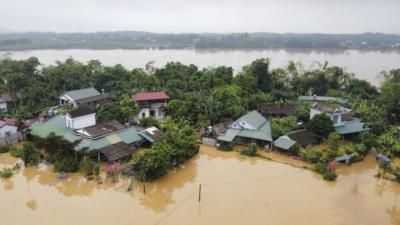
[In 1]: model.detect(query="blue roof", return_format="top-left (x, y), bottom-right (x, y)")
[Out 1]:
top-left (335, 121), bottom-right (369, 135)
top-left (376, 153), bottom-right (391, 162)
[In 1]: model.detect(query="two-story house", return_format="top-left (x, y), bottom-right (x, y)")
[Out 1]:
top-left (310, 102), bottom-right (368, 135)
top-left (131, 91), bottom-right (169, 121)
top-left (59, 87), bottom-right (111, 108)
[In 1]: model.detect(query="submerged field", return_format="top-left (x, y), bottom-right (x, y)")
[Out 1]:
top-left (1, 145), bottom-right (400, 225)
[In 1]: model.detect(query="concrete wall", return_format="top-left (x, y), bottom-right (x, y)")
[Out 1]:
top-left (0, 125), bottom-right (17, 137)
top-left (202, 137), bottom-right (217, 146)
top-left (66, 113), bottom-right (96, 129)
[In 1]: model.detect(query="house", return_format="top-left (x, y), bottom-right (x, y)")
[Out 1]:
top-left (30, 111), bottom-right (148, 162)
top-left (59, 87), bottom-right (111, 108)
top-left (131, 91), bottom-right (169, 121)
top-left (65, 108), bottom-right (96, 129)
top-left (299, 95), bottom-right (350, 108)
top-left (274, 129), bottom-right (319, 151)
top-left (0, 118), bottom-right (21, 145)
top-left (201, 119), bottom-right (233, 146)
top-left (139, 126), bottom-right (166, 143)
top-left (257, 103), bottom-right (298, 117)
top-left (217, 110), bottom-right (273, 148)
top-left (310, 102), bottom-right (368, 135)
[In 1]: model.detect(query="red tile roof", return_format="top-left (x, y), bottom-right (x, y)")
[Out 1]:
top-left (0, 118), bottom-right (16, 128)
top-left (131, 91), bottom-right (170, 101)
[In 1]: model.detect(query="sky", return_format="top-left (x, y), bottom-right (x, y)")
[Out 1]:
top-left (1, 0), bottom-right (400, 34)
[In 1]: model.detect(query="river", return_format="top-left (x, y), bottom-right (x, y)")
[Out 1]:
top-left (1, 49), bottom-right (400, 86)
top-left (1, 145), bottom-right (399, 225)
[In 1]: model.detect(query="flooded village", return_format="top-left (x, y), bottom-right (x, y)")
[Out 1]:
top-left (0, 55), bottom-right (400, 225)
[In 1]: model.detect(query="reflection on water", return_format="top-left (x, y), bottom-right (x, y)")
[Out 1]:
top-left (2, 49), bottom-right (400, 86)
top-left (0, 145), bottom-right (399, 225)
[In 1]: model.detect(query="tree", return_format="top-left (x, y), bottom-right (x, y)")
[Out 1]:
top-left (379, 82), bottom-right (400, 124)
top-left (118, 97), bottom-right (139, 123)
top-left (378, 127), bottom-right (400, 158)
top-left (139, 117), bottom-right (160, 128)
top-left (21, 143), bottom-right (39, 166)
top-left (271, 116), bottom-right (297, 139)
top-left (243, 58), bottom-right (272, 92)
top-left (327, 132), bottom-right (341, 151)
top-left (96, 103), bottom-right (125, 124)
top-left (309, 114), bottom-right (334, 138)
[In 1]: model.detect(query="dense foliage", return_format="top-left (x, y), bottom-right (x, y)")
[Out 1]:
top-left (131, 119), bottom-right (199, 181)
top-left (308, 114), bottom-right (334, 138)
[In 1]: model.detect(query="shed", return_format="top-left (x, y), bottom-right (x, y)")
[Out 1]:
top-left (98, 142), bottom-right (138, 162)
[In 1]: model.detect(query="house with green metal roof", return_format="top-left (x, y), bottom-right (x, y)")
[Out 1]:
top-left (310, 102), bottom-right (368, 135)
top-left (217, 110), bottom-right (273, 148)
top-left (30, 114), bottom-right (147, 161)
top-left (274, 129), bottom-right (319, 151)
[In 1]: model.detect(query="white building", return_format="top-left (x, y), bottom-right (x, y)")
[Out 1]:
top-left (131, 91), bottom-right (169, 121)
top-left (0, 119), bottom-right (20, 145)
top-left (65, 108), bottom-right (96, 129)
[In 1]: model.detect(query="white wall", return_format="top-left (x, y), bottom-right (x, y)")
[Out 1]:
top-left (66, 113), bottom-right (96, 129)
top-left (0, 102), bottom-right (7, 112)
top-left (137, 107), bottom-right (165, 121)
top-left (0, 125), bottom-right (18, 137)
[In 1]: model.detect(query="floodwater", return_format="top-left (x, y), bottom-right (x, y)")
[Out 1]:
top-left (2, 49), bottom-right (400, 86)
top-left (1, 145), bottom-right (400, 225)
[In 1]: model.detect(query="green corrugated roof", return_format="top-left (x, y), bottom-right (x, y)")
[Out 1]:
top-left (217, 129), bottom-right (240, 142)
top-left (273, 135), bottom-right (296, 150)
top-left (30, 115), bottom-right (144, 152)
top-left (217, 111), bottom-right (272, 143)
top-left (335, 121), bottom-right (368, 135)
top-left (236, 110), bottom-right (266, 129)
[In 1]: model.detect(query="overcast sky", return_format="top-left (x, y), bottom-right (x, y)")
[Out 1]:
top-left (1, 0), bottom-right (400, 34)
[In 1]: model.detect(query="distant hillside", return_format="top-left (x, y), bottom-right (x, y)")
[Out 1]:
top-left (0, 31), bottom-right (400, 50)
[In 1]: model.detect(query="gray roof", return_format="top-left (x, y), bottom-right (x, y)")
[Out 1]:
top-left (64, 88), bottom-right (101, 101)
top-left (273, 135), bottom-right (296, 150)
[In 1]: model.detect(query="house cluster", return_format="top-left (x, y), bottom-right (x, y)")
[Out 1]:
top-left (202, 95), bottom-right (369, 153)
top-left (28, 87), bottom-right (169, 162)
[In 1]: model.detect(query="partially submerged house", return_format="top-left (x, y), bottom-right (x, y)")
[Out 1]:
top-left (257, 103), bottom-right (297, 117)
top-left (139, 126), bottom-right (166, 143)
top-left (30, 108), bottom-right (148, 162)
top-left (59, 87), bottom-right (111, 108)
top-left (132, 91), bottom-right (169, 121)
top-left (0, 118), bottom-right (22, 145)
top-left (310, 102), bottom-right (368, 135)
top-left (217, 111), bottom-right (273, 148)
top-left (274, 129), bottom-right (319, 151)
top-left (201, 119), bottom-right (232, 146)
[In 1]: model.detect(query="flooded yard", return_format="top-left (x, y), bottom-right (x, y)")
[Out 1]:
top-left (1, 145), bottom-right (400, 225)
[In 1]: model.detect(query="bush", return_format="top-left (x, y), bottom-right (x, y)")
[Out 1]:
top-left (359, 132), bottom-right (377, 149)
top-left (0, 168), bottom-right (13, 178)
top-left (21, 143), bottom-right (39, 166)
top-left (9, 146), bottom-right (22, 157)
top-left (139, 117), bottom-right (160, 128)
top-left (241, 143), bottom-right (258, 156)
top-left (323, 171), bottom-right (337, 181)
top-left (327, 133), bottom-right (341, 151)
top-left (218, 143), bottom-right (234, 151)
top-left (315, 162), bottom-right (328, 174)
top-left (79, 158), bottom-right (96, 176)
top-left (0, 144), bottom-right (9, 153)
top-left (54, 157), bottom-right (79, 172)
top-left (299, 146), bottom-right (323, 163)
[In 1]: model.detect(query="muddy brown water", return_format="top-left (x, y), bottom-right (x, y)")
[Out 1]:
top-left (1, 145), bottom-right (400, 225)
